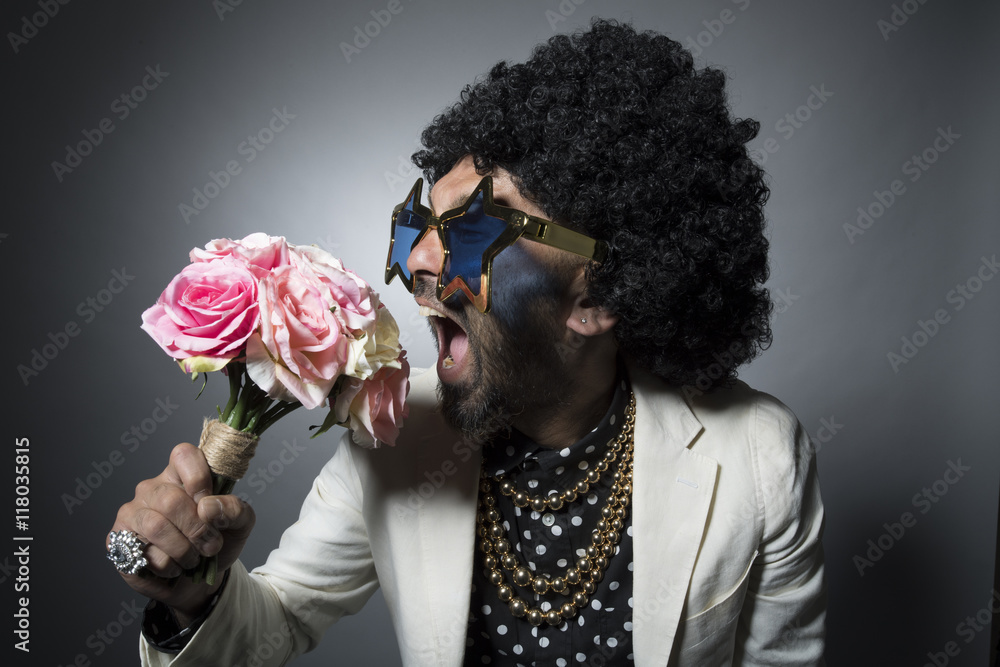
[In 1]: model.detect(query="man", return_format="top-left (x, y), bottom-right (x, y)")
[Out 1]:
top-left (110, 19), bottom-right (825, 665)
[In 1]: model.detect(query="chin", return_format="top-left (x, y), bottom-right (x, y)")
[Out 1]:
top-left (438, 383), bottom-right (514, 445)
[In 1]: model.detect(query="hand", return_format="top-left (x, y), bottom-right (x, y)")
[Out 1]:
top-left (108, 443), bottom-right (256, 624)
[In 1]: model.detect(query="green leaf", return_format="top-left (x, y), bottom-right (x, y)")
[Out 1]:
top-left (195, 372), bottom-right (209, 400)
top-left (309, 408), bottom-right (342, 439)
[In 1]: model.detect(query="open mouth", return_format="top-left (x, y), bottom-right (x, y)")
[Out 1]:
top-left (419, 304), bottom-right (470, 381)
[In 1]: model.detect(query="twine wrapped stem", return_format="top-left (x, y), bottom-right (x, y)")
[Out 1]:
top-left (189, 419), bottom-right (260, 585)
top-left (186, 362), bottom-right (300, 585)
top-left (199, 419), bottom-right (259, 482)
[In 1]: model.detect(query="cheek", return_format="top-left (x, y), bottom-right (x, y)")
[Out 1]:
top-left (488, 244), bottom-right (567, 331)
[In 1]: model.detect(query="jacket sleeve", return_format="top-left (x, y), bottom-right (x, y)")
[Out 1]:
top-left (139, 434), bottom-right (381, 666)
top-left (732, 396), bottom-right (826, 666)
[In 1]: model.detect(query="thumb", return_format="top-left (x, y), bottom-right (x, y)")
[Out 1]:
top-left (198, 495), bottom-right (255, 540)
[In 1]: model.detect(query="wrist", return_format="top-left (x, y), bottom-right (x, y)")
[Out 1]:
top-left (172, 576), bottom-right (225, 627)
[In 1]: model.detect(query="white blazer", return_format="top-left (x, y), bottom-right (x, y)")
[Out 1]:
top-left (140, 362), bottom-right (825, 666)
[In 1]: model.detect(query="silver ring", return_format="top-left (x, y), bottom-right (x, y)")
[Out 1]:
top-left (107, 530), bottom-right (148, 575)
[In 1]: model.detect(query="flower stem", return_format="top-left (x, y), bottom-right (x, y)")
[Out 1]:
top-left (243, 391), bottom-right (273, 432)
top-left (221, 365), bottom-right (241, 420)
top-left (225, 369), bottom-right (250, 430)
top-left (193, 360), bottom-right (302, 585)
top-left (257, 402), bottom-right (301, 434)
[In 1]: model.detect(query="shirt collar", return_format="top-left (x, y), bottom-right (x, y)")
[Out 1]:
top-left (483, 362), bottom-right (631, 486)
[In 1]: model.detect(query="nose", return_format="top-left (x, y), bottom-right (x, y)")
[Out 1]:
top-left (406, 225), bottom-right (443, 282)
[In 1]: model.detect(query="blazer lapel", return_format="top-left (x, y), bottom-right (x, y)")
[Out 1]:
top-left (412, 422), bottom-right (483, 666)
top-left (374, 367), bottom-right (484, 667)
top-left (397, 365), bottom-right (718, 666)
top-left (630, 368), bottom-right (719, 665)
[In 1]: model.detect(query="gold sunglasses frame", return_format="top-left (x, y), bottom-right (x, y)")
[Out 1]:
top-left (385, 176), bottom-right (608, 313)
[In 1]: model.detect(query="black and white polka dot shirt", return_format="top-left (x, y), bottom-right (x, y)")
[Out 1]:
top-left (464, 372), bottom-right (635, 666)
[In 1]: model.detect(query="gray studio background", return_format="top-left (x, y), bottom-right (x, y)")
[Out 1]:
top-left (5, 0), bottom-right (998, 665)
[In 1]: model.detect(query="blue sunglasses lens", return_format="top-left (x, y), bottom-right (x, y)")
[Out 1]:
top-left (390, 208), bottom-right (426, 281)
top-left (442, 192), bottom-right (509, 295)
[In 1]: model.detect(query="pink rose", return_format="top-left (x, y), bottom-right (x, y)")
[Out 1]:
top-left (141, 258), bottom-right (259, 373)
top-left (333, 353), bottom-right (410, 447)
top-left (245, 261), bottom-right (352, 409)
top-left (291, 245), bottom-right (378, 335)
top-left (190, 233), bottom-right (290, 279)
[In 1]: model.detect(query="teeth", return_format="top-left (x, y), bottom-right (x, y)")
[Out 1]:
top-left (419, 306), bottom-right (446, 318)
top-left (443, 355), bottom-right (455, 368)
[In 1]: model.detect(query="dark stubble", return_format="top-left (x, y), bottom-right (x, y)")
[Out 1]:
top-left (417, 253), bottom-right (579, 444)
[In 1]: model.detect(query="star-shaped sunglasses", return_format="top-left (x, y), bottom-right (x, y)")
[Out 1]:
top-left (385, 176), bottom-right (608, 313)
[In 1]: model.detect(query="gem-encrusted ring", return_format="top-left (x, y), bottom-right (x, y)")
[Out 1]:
top-left (107, 529), bottom-right (149, 575)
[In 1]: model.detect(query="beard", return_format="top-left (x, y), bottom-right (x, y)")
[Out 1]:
top-left (417, 251), bottom-right (580, 444)
top-left (438, 298), bottom-right (571, 444)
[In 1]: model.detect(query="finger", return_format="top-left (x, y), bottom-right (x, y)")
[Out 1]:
top-left (199, 495), bottom-right (255, 541)
top-left (129, 506), bottom-right (204, 574)
top-left (111, 557), bottom-right (179, 600)
top-left (145, 482), bottom-right (224, 559)
top-left (108, 517), bottom-right (185, 579)
top-left (142, 543), bottom-right (185, 579)
top-left (168, 443), bottom-right (214, 502)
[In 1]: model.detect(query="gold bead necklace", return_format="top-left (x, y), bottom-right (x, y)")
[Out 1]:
top-left (493, 429), bottom-right (623, 512)
top-left (475, 393), bottom-right (635, 628)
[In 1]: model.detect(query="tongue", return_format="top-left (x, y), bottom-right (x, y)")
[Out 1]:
top-left (441, 318), bottom-right (469, 370)
top-left (449, 329), bottom-right (468, 365)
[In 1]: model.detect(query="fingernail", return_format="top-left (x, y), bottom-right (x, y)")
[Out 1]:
top-left (196, 530), bottom-right (221, 557)
top-left (210, 499), bottom-right (229, 529)
top-left (194, 490), bottom-right (208, 503)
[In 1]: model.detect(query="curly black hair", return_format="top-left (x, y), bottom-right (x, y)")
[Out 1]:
top-left (413, 19), bottom-right (772, 391)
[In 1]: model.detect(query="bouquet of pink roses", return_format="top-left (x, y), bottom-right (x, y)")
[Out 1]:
top-left (140, 233), bottom-right (409, 583)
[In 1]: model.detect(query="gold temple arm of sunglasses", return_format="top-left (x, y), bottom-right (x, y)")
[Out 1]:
top-left (519, 215), bottom-right (609, 264)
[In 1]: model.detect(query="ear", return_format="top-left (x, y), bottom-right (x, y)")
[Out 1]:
top-left (564, 266), bottom-right (617, 336)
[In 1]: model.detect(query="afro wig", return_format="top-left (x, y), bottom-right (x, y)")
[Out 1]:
top-left (414, 19), bottom-right (772, 391)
